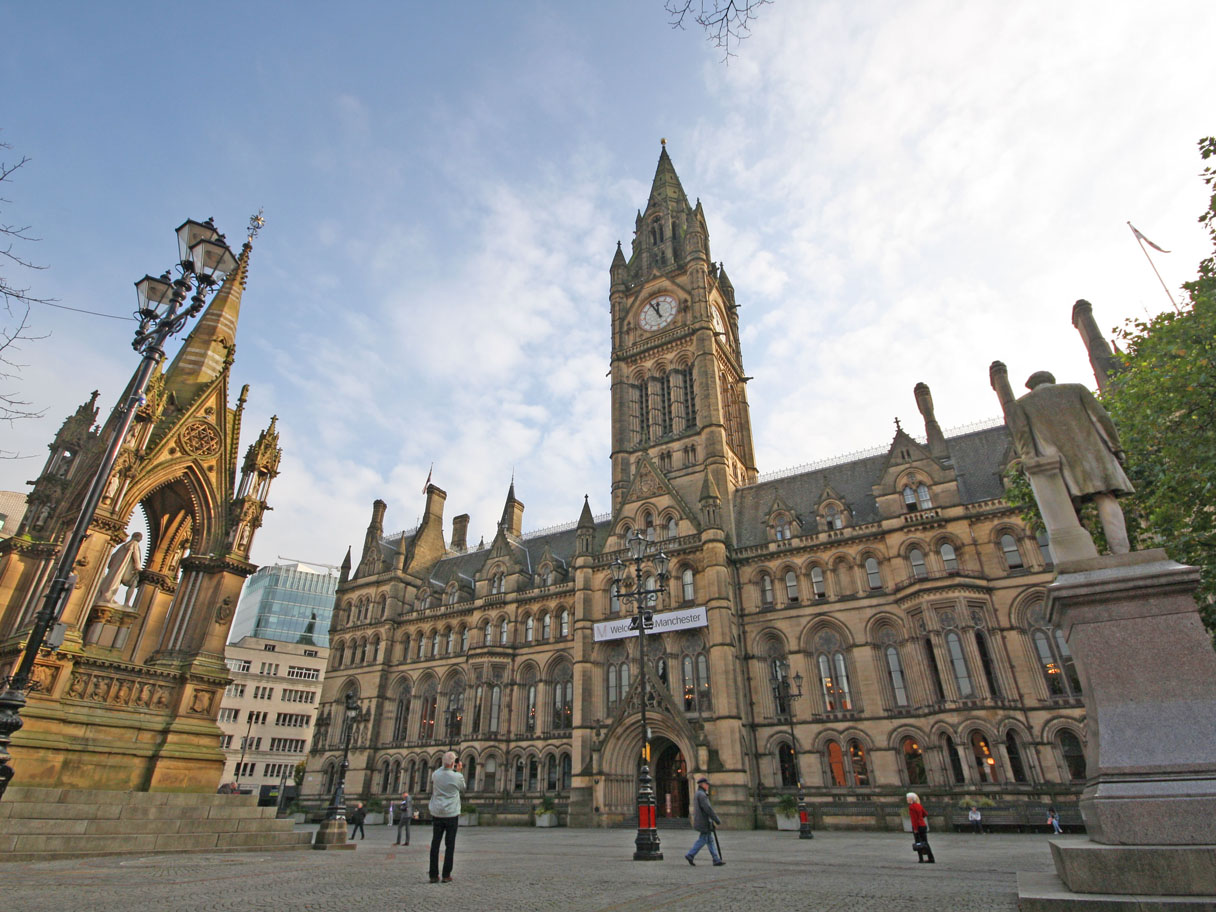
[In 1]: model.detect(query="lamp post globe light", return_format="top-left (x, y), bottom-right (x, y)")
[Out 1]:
top-left (772, 662), bottom-right (813, 839)
top-left (0, 219), bottom-right (240, 796)
top-left (611, 531), bottom-right (670, 862)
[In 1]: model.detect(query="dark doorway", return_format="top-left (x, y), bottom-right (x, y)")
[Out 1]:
top-left (652, 740), bottom-right (689, 818)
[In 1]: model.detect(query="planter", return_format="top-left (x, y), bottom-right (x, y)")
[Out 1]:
top-left (458, 812), bottom-right (479, 827)
top-left (364, 813), bottom-right (384, 826)
top-left (292, 813), bottom-right (307, 825)
top-left (534, 812), bottom-right (559, 828)
top-left (776, 812), bottom-right (800, 831)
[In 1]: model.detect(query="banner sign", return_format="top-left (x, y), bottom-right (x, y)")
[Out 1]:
top-left (593, 605), bottom-right (707, 642)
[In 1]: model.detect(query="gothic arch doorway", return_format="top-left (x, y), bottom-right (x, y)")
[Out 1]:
top-left (651, 738), bottom-right (689, 819)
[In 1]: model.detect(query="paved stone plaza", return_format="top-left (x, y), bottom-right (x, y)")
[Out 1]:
top-left (0, 822), bottom-right (1071, 911)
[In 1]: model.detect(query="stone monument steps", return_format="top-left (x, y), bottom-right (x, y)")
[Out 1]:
top-left (0, 787), bottom-right (312, 861)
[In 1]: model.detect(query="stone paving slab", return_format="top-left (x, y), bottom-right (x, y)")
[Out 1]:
top-left (0, 824), bottom-right (1073, 912)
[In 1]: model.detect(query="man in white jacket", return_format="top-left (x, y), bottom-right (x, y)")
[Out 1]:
top-left (428, 752), bottom-right (466, 883)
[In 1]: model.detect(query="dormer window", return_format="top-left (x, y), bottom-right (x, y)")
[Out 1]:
top-left (774, 517), bottom-right (791, 541)
top-left (823, 505), bottom-right (843, 531)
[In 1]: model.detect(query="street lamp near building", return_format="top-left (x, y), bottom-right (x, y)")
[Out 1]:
top-left (315, 690), bottom-right (367, 848)
top-left (772, 661), bottom-right (813, 839)
top-left (0, 219), bottom-right (240, 797)
top-left (611, 531), bottom-right (670, 862)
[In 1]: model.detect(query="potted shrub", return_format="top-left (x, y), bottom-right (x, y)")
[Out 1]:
top-left (775, 794), bottom-right (800, 831)
top-left (364, 798), bottom-right (385, 826)
top-left (534, 795), bottom-right (559, 827)
top-left (459, 803), bottom-right (479, 827)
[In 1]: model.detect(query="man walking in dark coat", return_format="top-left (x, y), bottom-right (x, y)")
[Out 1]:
top-left (349, 802), bottom-right (366, 840)
top-left (685, 777), bottom-right (724, 866)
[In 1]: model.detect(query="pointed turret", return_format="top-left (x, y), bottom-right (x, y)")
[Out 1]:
top-left (355, 499), bottom-right (386, 578)
top-left (339, 546), bottom-right (352, 584)
top-left (164, 240), bottom-right (251, 404)
top-left (699, 472), bottom-right (722, 529)
top-left (647, 141), bottom-right (692, 216)
top-left (717, 263), bottom-right (735, 307)
top-left (610, 241), bottom-right (627, 287)
top-left (500, 479), bottom-right (524, 539)
top-left (576, 495), bottom-right (596, 556)
top-left (1072, 299), bottom-right (1119, 390)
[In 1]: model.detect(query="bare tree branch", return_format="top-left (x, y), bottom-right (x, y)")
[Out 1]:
top-left (665, 0), bottom-right (772, 62)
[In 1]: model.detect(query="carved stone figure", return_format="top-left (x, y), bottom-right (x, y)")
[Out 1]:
top-left (95, 533), bottom-right (143, 607)
top-left (114, 680), bottom-right (132, 704)
top-left (991, 363), bottom-right (1133, 559)
top-left (189, 689), bottom-right (213, 714)
top-left (89, 677), bottom-right (110, 701)
top-left (67, 674), bottom-right (87, 699)
top-left (134, 682), bottom-right (153, 707)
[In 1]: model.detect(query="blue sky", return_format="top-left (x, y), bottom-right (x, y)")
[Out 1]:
top-left (3, 1), bottom-right (1214, 567)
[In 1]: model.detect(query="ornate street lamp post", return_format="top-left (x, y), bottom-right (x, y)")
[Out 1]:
top-left (772, 661), bottom-right (813, 839)
top-left (326, 690), bottom-right (365, 821)
top-left (0, 219), bottom-right (241, 797)
top-left (611, 532), bottom-right (670, 862)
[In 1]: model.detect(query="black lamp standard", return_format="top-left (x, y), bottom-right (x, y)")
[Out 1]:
top-left (772, 662), bottom-right (813, 839)
top-left (0, 219), bottom-right (240, 797)
top-left (611, 532), bottom-right (670, 862)
top-left (234, 711), bottom-right (256, 791)
top-left (326, 690), bottom-right (366, 821)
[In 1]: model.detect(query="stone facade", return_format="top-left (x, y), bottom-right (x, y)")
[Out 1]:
top-left (0, 234), bottom-right (282, 791)
top-left (304, 148), bottom-right (1088, 828)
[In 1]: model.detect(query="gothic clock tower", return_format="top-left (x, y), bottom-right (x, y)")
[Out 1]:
top-left (609, 143), bottom-right (757, 530)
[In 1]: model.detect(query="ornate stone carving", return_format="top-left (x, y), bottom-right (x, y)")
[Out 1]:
top-left (188, 689), bottom-right (214, 715)
top-left (180, 421), bottom-right (221, 458)
top-left (67, 673), bottom-right (87, 699)
top-left (215, 596), bottom-right (234, 624)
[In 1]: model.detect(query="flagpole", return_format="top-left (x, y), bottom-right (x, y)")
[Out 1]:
top-left (1127, 222), bottom-right (1180, 313)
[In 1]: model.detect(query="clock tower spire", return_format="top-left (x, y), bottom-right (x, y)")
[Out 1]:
top-left (609, 144), bottom-right (757, 526)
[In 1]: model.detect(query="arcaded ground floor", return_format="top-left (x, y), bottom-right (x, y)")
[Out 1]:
top-left (0, 820), bottom-right (1076, 911)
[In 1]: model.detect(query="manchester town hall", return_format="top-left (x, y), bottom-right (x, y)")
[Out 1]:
top-left (304, 146), bottom-right (1098, 829)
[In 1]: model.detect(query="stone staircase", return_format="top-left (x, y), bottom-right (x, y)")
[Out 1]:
top-left (0, 787), bottom-right (313, 862)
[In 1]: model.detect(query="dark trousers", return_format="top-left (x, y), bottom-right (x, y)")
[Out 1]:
top-left (913, 826), bottom-right (935, 863)
top-left (396, 817), bottom-right (410, 844)
top-left (350, 821), bottom-right (365, 839)
top-left (972, 820), bottom-right (983, 834)
top-left (429, 816), bottom-right (459, 878)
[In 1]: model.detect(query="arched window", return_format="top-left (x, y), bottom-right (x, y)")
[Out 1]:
top-left (525, 616), bottom-right (534, 643)
top-left (524, 681), bottom-right (537, 733)
top-left (418, 591), bottom-right (431, 611)
top-left (446, 587), bottom-right (457, 606)
top-left (814, 633), bottom-right (852, 712)
top-left (552, 667), bottom-right (573, 730)
top-left (460, 627), bottom-right (469, 653)
top-left (864, 557), bottom-right (882, 591)
top-left (777, 742), bottom-right (798, 787)
top-left (1005, 730), bottom-right (1030, 783)
top-left (464, 755), bottom-right (476, 790)
top-left (824, 505), bottom-right (842, 530)
top-left (909, 549), bottom-right (927, 580)
top-left (546, 755), bottom-right (558, 791)
top-left (606, 654), bottom-right (630, 709)
top-left (418, 635), bottom-right (428, 660)
top-left (942, 733), bottom-right (966, 784)
top-left (431, 631), bottom-right (440, 657)
top-left (1000, 533), bottom-right (1024, 569)
top-left (541, 613), bottom-right (552, 640)
top-left (500, 619), bottom-right (509, 645)
top-left (471, 684), bottom-right (484, 733)
top-left (643, 511), bottom-right (655, 541)
top-left (923, 637), bottom-right (945, 702)
top-left (759, 573), bottom-right (774, 608)
top-left (902, 486), bottom-right (918, 513)
top-left (810, 567), bottom-right (826, 599)
top-left (483, 757), bottom-right (497, 792)
top-left (825, 740), bottom-right (848, 787)
top-left (1057, 730), bottom-right (1087, 781)
top-left (945, 631), bottom-right (973, 697)
top-left (784, 571), bottom-right (800, 603)
top-left (418, 684), bottom-right (438, 741)
top-left (974, 629), bottom-right (1001, 697)
top-left (939, 542), bottom-right (959, 572)
top-left (885, 645), bottom-right (909, 707)
top-left (560, 753), bottom-right (572, 790)
top-left (609, 581), bottom-right (621, 615)
top-left (445, 629), bottom-right (454, 655)
top-left (643, 574), bottom-right (658, 609)
top-left (483, 619), bottom-right (492, 646)
top-left (333, 642), bottom-right (345, 668)
top-left (391, 760), bottom-right (401, 793)
top-left (848, 739), bottom-right (870, 786)
top-left (774, 517), bottom-right (791, 540)
top-left (666, 516), bottom-right (678, 539)
top-left (917, 483), bottom-right (932, 510)
top-left (970, 731), bottom-right (999, 782)
top-left (444, 683), bottom-right (464, 740)
top-left (514, 758), bottom-right (525, 792)
top-left (681, 568), bottom-right (695, 603)
top-left (488, 685), bottom-right (501, 734)
top-left (901, 737), bottom-right (927, 785)
top-left (528, 756), bottom-right (539, 791)
top-left (607, 663), bottom-right (618, 707)
top-left (559, 609), bottom-right (569, 637)
top-left (359, 638), bottom-right (368, 664)
top-left (392, 684), bottom-right (412, 742)
top-left (1030, 609), bottom-right (1082, 698)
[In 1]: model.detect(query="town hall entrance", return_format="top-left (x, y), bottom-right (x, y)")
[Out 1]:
top-left (652, 739), bottom-right (689, 819)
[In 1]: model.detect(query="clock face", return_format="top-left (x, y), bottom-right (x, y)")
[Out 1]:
top-left (711, 305), bottom-right (726, 335)
top-left (639, 294), bottom-right (678, 331)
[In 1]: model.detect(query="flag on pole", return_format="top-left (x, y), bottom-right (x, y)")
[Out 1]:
top-left (1128, 222), bottom-right (1170, 253)
top-left (421, 463), bottom-right (432, 494)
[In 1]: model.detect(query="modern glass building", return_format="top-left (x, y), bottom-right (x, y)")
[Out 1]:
top-left (229, 562), bottom-right (338, 647)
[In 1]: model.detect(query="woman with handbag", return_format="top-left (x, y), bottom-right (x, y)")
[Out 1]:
top-left (906, 792), bottom-right (935, 863)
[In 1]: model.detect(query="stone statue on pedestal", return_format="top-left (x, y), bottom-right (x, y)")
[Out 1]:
top-left (95, 532), bottom-right (143, 607)
top-left (990, 363), bottom-right (1133, 562)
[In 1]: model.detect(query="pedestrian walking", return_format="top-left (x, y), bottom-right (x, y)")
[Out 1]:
top-left (906, 792), bottom-right (935, 863)
top-left (394, 791), bottom-right (413, 846)
top-left (428, 751), bottom-right (466, 883)
top-left (685, 777), bottom-right (724, 867)
top-left (968, 805), bottom-right (982, 834)
top-left (349, 802), bottom-right (366, 840)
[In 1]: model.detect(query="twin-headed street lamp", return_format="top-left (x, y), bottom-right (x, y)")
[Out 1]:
top-left (0, 219), bottom-right (241, 797)
top-left (326, 690), bottom-right (368, 821)
top-left (611, 532), bottom-right (670, 862)
top-left (772, 662), bottom-right (814, 839)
